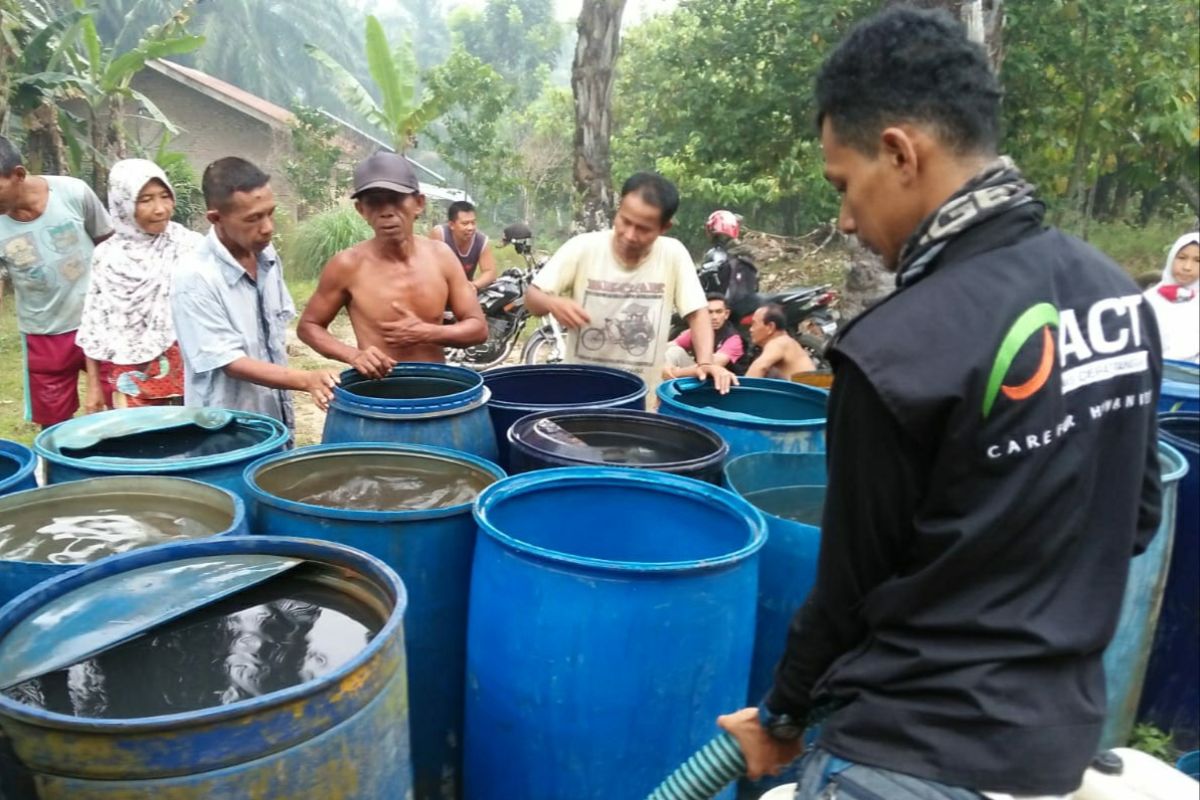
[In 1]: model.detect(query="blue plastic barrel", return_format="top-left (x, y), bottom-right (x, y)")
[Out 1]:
top-left (507, 409), bottom-right (729, 484)
top-left (243, 443), bottom-right (504, 800)
top-left (1100, 442), bottom-right (1188, 748)
top-left (1161, 360), bottom-right (1199, 414)
top-left (1140, 412), bottom-right (1200, 748)
top-left (0, 441), bottom-right (35, 497)
top-left (0, 536), bottom-right (411, 799)
top-left (1178, 750), bottom-right (1200, 779)
top-left (322, 363), bottom-right (499, 462)
top-left (464, 468), bottom-right (765, 800)
top-left (723, 452), bottom-right (827, 707)
top-left (0, 475), bottom-right (247, 609)
top-left (657, 378), bottom-right (828, 458)
top-left (34, 407), bottom-right (288, 503)
top-left (481, 365), bottom-right (647, 468)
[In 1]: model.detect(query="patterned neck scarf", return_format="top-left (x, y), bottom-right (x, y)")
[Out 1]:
top-left (895, 156), bottom-right (1037, 288)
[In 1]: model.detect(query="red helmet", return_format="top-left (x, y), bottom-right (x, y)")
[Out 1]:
top-left (705, 210), bottom-right (740, 240)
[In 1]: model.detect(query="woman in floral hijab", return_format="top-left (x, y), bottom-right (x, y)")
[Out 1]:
top-left (78, 158), bottom-right (202, 408)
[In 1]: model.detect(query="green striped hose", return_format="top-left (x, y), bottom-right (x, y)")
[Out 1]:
top-left (646, 731), bottom-right (747, 800)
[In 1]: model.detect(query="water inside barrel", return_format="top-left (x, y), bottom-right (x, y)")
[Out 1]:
top-left (2, 566), bottom-right (384, 718)
top-left (742, 485), bottom-right (825, 526)
top-left (344, 376), bottom-right (466, 399)
top-left (260, 457), bottom-right (493, 512)
top-left (0, 497), bottom-right (231, 565)
top-left (59, 422), bottom-right (269, 461)
top-left (557, 430), bottom-right (694, 465)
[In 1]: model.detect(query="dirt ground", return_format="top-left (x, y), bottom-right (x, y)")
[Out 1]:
top-left (287, 314), bottom-right (352, 447)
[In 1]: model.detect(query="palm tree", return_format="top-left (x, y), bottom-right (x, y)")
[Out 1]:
top-left (194, 0), bottom-right (363, 114)
top-left (307, 15), bottom-right (449, 154)
top-left (44, 0), bottom-right (366, 121)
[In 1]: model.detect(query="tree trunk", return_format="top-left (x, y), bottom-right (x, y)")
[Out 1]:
top-left (571, 0), bottom-right (627, 232)
top-left (105, 94), bottom-right (127, 162)
top-left (22, 103), bottom-right (68, 176)
top-left (840, 238), bottom-right (896, 320)
top-left (1177, 174), bottom-right (1200, 219)
top-left (91, 108), bottom-right (107, 201)
top-left (840, 1), bottom-right (1006, 321)
top-left (889, 0), bottom-right (1005, 72)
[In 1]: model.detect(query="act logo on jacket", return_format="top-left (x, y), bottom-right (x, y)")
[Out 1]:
top-left (982, 295), bottom-right (1149, 420)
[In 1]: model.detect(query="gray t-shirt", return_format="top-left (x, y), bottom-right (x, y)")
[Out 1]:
top-left (0, 176), bottom-right (113, 335)
top-left (171, 228), bottom-right (296, 428)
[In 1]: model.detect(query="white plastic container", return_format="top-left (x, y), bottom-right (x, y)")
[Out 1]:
top-left (757, 749), bottom-right (1199, 800)
top-left (1074, 748), bottom-right (1200, 800)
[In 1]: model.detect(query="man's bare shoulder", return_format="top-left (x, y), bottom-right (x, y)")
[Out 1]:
top-left (418, 236), bottom-right (459, 271)
top-left (325, 241), bottom-right (376, 272)
top-left (762, 336), bottom-right (790, 358)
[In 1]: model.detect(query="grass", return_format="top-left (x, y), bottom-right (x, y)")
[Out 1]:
top-left (1127, 722), bottom-right (1182, 764)
top-left (1064, 216), bottom-right (1198, 282)
top-left (0, 297), bottom-right (37, 446)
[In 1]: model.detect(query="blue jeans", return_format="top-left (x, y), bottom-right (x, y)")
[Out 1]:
top-left (793, 748), bottom-right (985, 799)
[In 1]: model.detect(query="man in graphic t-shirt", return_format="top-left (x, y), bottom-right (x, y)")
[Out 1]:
top-left (0, 135), bottom-right (113, 427)
top-left (525, 172), bottom-right (734, 395)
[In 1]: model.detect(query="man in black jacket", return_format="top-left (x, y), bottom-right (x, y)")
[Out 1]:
top-left (718, 8), bottom-right (1163, 799)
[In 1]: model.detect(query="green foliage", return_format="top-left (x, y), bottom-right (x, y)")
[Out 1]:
top-left (285, 206), bottom-right (372, 282)
top-left (1069, 216), bottom-right (1197, 278)
top-left (190, 0), bottom-right (362, 120)
top-left (68, 0), bottom-right (204, 132)
top-left (448, 0), bottom-right (563, 103)
top-left (612, 0), bottom-right (1199, 249)
top-left (307, 15), bottom-right (449, 153)
top-left (0, 296), bottom-right (38, 445)
top-left (506, 86), bottom-right (574, 236)
top-left (613, 0), bottom-right (874, 247)
top-left (1128, 723), bottom-right (1176, 762)
top-left (425, 47), bottom-right (515, 202)
top-left (283, 106), bottom-right (351, 219)
top-left (1, 2), bottom-right (90, 126)
top-left (153, 142), bottom-right (202, 226)
top-left (999, 0), bottom-right (1198, 221)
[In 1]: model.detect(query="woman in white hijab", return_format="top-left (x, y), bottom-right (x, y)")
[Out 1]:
top-left (1142, 232), bottom-right (1200, 364)
top-left (78, 159), bottom-right (202, 408)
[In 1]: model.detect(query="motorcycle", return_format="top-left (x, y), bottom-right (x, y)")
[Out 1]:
top-left (444, 223), bottom-right (568, 371)
top-left (683, 243), bottom-right (842, 369)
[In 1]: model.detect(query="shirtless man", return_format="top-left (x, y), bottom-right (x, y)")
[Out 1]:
top-left (746, 303), bottom-right (816, 379)
top-left (298, 152), bottom-right (487, 378)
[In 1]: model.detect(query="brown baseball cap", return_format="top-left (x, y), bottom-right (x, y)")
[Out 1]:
top-left (351, 151), bottom-right (420, 198)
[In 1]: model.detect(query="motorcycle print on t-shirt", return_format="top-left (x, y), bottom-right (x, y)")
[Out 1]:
top-left (577, 278), bottom-right (665, 368)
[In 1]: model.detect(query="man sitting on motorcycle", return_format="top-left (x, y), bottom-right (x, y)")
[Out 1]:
top-left (429, 200), bottom-right (497, 290)
top-left (746, 303), bottom-right (816, 379)
top-left (662, 293), bottom-right (745, 380)
top-left (703, 210), bottom-right (760, 318)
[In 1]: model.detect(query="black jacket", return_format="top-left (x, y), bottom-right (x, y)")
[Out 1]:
top-left (765, 203), bottom-right (1163, 795)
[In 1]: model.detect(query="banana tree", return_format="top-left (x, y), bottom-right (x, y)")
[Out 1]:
top-left (1, 0), bottom-right (90, 174)
top-left (68, 0), bottom-right (204, 196)
top-left (306, 14), bottom-right (448, 153)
